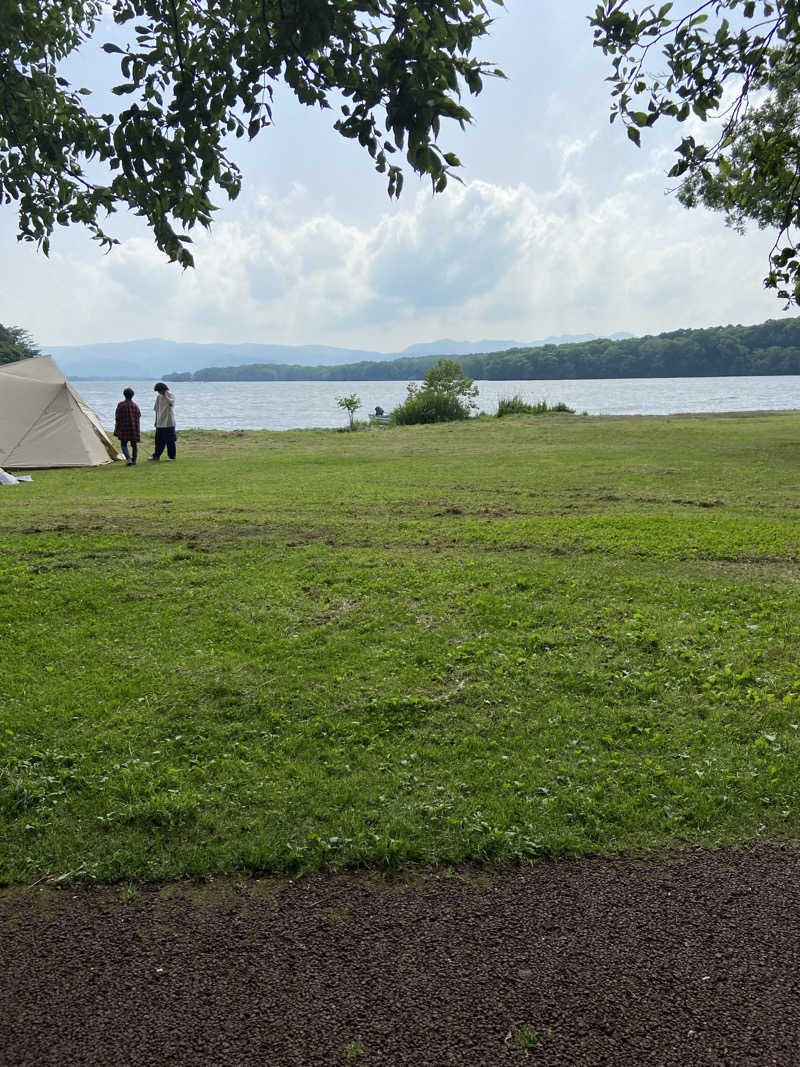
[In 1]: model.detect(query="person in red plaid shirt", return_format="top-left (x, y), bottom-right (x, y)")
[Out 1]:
top-left (114, 388), bottom-right (142, 466)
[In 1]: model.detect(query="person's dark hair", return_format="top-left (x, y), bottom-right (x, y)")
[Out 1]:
top-left (154, 382), bottom-right (167, 392)
top-left (123, 387), bottom-right (134, 399)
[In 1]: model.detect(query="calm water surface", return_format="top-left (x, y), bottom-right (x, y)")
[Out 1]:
top-left (76, 377), bottom-right (800, 432)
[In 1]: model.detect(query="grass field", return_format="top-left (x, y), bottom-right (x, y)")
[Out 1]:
top-left (1, 412), bottom-right (800, 884)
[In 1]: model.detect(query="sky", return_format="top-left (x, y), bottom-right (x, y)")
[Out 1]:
top-left (1, 1), bottom-right (794, 352)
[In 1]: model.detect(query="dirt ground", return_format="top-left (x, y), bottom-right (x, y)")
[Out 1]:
top-left (2, 843), bottom-right (799, 1066)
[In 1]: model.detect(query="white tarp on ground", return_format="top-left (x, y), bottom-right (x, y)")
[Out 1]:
top-left (0, 356), bottom-right (120, 469)
top-left (0, 467), bottom-right (19, 485)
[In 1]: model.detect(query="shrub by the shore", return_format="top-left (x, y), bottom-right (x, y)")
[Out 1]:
top-left (391, 358), bottom-right (479, 425)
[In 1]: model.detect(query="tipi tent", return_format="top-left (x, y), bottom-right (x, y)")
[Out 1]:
top-left (0, 356), bottom-right (120, 468)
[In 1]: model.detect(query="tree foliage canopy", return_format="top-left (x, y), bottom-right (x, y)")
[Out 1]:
top-left (2, 0), bottom-right (503, 266)
top-left (590, 1), bottom-right (800, 304)
top-left (0, 323), bottom-right (40, 365)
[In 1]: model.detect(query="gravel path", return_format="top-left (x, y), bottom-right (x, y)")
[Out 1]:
top-left (2, 844), bottom-right (799, 1065)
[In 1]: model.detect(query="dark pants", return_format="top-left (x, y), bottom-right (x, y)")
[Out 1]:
top-left (153, 427), bottom-right (177, 459)
top-left (120, 440), bottom-right (138, 463)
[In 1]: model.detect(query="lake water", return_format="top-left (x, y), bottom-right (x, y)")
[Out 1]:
top-left (75, 376), bottom-right (800, 432)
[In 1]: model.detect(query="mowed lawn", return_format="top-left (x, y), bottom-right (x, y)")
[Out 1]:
top-left (1, 412), bottom-right (800, 884)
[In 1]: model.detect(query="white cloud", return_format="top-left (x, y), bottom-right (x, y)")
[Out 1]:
top-left (558, 133), bottom-right (599, 175)
top-left (1, 162), bottom-right (789, 353)
top-left (366, 183), bottom-right (522, 310)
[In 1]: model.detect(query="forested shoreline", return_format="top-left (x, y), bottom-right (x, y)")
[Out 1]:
top-left (166, 318), bottom-right (800, 382)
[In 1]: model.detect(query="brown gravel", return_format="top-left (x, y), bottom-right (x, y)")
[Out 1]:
top-left (2, 843), bottom-right (799, 1066)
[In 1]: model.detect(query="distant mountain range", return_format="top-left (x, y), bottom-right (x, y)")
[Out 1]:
top-left (44, 334), bottom-right (634, 379)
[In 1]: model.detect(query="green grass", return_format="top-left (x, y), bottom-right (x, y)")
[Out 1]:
top-left (2, 413), bottom-right (800, 884)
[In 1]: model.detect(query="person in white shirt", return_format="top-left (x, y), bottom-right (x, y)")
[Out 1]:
top-left (149, 382), bottom-right (177, 461)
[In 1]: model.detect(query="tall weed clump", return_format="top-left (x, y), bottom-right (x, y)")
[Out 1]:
top-left (496, 395), bottom-right (575, 417)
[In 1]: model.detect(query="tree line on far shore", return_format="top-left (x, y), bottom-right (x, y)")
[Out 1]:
top-left (165, 317), bottom-right (800, 383)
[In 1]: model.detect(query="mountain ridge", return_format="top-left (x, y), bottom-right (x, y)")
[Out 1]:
top-left (44, 334), bottom-right (634, 378)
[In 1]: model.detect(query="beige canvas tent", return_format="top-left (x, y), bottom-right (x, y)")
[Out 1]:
top-left (0, 355), bottom-right (120, 468)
